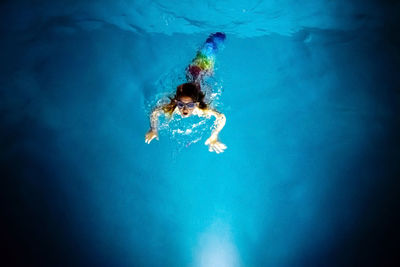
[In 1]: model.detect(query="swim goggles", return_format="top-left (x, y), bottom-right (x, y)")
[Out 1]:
top-left (176, 101), bottom-right (196, 109)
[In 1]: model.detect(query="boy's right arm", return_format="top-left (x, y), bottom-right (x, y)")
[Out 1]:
top-left (145, 107), bottom-right (164, 144)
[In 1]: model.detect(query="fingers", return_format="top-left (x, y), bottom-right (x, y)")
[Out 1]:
top-left (214, 144), bottom-right (224, 153)
top-left (208, 142), bottom-right (227, 154)
top-left (145, 134), bottom-right (158, 144)
top-left (218, 143), bottom-right (227, 150)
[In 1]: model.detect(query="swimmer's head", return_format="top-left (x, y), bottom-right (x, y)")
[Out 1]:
top-left (175, 83), bottom-right (205, 117)
top-left (176, 95), bottom-right (196, 118)
top-left (163, 82), bottom-right (207, 117)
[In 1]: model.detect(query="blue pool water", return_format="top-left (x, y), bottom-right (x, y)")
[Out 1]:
top-left (1, 1), bottom-right (399, 266)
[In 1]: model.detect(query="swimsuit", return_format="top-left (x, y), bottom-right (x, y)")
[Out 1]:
top-left (186, 32), bottom-right (226, 83)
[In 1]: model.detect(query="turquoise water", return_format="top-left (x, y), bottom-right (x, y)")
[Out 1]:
top-left (1, 1), bottom-right (399, 266)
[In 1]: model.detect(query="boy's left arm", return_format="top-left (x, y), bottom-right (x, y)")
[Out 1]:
top-left (203, 109), bottom-right (227, 153)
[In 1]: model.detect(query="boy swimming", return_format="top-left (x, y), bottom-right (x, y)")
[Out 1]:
top-left (145, 32), bottom-right (227, 154)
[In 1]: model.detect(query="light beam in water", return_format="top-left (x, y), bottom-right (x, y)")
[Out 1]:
top-left (193, 220), bottom-right (241, 267)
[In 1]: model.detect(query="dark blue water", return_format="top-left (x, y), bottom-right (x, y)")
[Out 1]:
top-left (1, 1), bottom-right (399, 266)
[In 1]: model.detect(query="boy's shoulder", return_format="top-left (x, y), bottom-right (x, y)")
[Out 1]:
top-left (194, 107), bottom-right (212, 118)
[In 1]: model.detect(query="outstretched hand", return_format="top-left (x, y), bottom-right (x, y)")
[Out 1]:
top-left (145, 129), bottom-right (159, 144)
top-left (205, 135), bottom-right (227, 154)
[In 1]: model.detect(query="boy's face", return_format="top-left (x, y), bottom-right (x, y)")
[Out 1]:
top-left (177, 96), bottom-right (196, 118)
